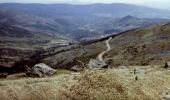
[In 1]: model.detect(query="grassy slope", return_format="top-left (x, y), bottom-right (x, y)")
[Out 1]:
top-left (105, 23), bottom-right (170, 66)
top-left (42, 41), bottom-right (106, 68)
top-left (0, 66), bottom-right (169, 100)
top-left (1, 22), bottom-right (169, 70)
top-left (1, 22), bottom-right (170, 99)
top-left (42, 23), bottom-right (170, 69)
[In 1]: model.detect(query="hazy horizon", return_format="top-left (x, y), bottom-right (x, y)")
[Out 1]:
top-left (0, 0), bottom-right (169, 10)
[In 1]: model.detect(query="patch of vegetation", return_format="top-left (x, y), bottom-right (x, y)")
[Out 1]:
top-left (61, 70), bottom-right (128, 100)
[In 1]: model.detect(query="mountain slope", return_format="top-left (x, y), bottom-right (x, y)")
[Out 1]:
top-left (0, 10), bottom-right (77, 37)
top-left (1, 22), bottom-right (170, 70)
top-left (102, 15), bottom-right (169, 34)
top-left (0, 22), bottom-right (72, 68)
top-left (38, 23), bottom-right (170, 69)
top-left (0, 3), bottom-right (170, 71)
top-left (105, 23), bottom-right (170, 66)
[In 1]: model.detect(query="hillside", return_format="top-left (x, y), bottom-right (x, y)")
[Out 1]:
top-left (1, 21), bottom-right (170, 74)
top-left (106, 23), bottom-right (170, 66)
top-left (0, 66), bottom-right (169, 100)
top-left (0, 3), bottom-right (169, 71)
top-left (38, 23), bottom-right (170, 69)
top-left (0, 22), bottom-right (72, 68)
top-left (95, 23), bottom-right (170, 66)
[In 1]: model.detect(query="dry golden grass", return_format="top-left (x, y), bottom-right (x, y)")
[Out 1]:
top-left (60, 70), bottom-right (129, 100)
top-left (0, 69), bottom-right (76, 100)
top-left (0, 66), bottom-right (169, 100)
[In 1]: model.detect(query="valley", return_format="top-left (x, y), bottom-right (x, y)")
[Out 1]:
top-left (0, 2), bottom-right (170, 100)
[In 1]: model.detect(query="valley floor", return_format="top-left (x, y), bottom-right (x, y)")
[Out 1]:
top-left (0, 65), bottom-right (169, 100)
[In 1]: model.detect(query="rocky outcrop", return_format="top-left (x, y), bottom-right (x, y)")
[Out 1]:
top-left (31, 63), bottom-right (56, 77)
top-left (88, 59), bottom-right (108, 69)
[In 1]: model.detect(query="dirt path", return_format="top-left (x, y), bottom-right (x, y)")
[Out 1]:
top-left (97, 37), bottom-right (112, 61)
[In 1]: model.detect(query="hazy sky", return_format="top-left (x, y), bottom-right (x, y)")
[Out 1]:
top-left (0, 0), bottom-right (170, 9)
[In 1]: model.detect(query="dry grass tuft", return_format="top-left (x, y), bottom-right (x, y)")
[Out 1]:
top-left (60, 70), bottom-right (129, 100)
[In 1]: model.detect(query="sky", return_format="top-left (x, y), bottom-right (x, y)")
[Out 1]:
top-left (0, 0), bottom-right (170, 10)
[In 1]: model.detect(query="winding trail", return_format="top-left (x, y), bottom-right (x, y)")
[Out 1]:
top-left (97, 37), bottom-right (112, 61)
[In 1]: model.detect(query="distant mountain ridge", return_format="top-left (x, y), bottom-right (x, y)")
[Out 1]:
top-left (1, 3), bottom-right (169, 41)
top-left (0, 3), bottom-right (170, 18)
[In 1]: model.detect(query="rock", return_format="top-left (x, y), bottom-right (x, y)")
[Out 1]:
top-left (71, 65), bottom-right (82, 72)
top-left (32, 63), bottom-right (56, 77)
top-left (88, 59), bottom-right (108, 69)
top-left (164, 62), bottom-right (170, 68)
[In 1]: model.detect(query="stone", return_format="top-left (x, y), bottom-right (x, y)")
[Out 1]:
top-left (88, 59), bottom-right (108, 69)
top-left (164, 62), bottom-right (170, 68)
top-left (32, 63), bottom-right (56, 77)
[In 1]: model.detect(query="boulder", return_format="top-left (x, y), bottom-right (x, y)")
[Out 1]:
top-left (88, 59), bottom-right (108, 69)
top-left (32, 63), bottom-right (56, 77)
top-left (164, 62), bottom-right (170, 68)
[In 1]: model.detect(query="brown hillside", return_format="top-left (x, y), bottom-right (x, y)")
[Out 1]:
top-left (106, 23), bottom-right (170, 66)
